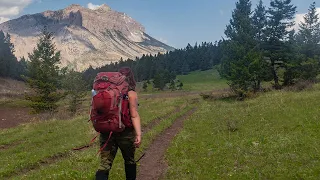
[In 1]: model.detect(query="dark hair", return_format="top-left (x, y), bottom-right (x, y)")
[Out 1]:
top-left (119, 67), bottom-right (136, 91)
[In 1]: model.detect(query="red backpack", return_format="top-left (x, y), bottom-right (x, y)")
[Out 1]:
top-left (73, 72), bottom-right (133, 153)
top-left (90, 72), bottom-right (133, 133)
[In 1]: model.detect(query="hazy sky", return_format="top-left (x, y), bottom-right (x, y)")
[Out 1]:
top-left (0, 0), bottom-right (318, 48)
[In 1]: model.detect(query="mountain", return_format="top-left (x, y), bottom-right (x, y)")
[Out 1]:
top-left (0, 4), bottom-right (174, 71)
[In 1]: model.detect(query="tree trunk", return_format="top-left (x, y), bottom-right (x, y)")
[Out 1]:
top-left (271, 60), bottom-right (280, 89)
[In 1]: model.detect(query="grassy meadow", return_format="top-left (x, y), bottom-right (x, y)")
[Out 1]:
top-left (177, 68), bottom-right (228, 92)
top-left (2, 69), bottom-right (320, 179)
top-left (165, 84), bottom-right (320, 179)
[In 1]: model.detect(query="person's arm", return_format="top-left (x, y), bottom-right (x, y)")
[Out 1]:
top-left (128, 91), bottom-right (141, 148)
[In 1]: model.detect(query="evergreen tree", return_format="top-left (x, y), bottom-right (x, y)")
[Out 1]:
top-left (265, 0), bottom-right (297, 88)
top-left (0, 31), bottom-right (18, 78)
top-left (153, 70), bottom-right (174, 90)
top-left (297, 2), bottom-right (320, 58)
top-left (252, 0), bottom-right (273, 88)
top-left (82, 65), bottom-right (97, 89)
top-left (25, 27), bottom-right (63, 113)
top-left (15, 57), bottom-right (28, 81)
top-left (153, 72), bottom-right (166, 90)
top-left (169, 80), bottom-right (176, 91)
top-left (295, 2), bottom-right (320, 81)
top-left (142, 81), bottom-right (148, 92)
top-left (220, 0), bottom-right (264, 97)
top-left (252, 0), bottom-right (267, 43)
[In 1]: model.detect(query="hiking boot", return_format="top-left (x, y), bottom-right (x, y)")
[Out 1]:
top-left (125, 164), bottom-right (136, 180)
top-left (95, 170), bottom-right (109, 180)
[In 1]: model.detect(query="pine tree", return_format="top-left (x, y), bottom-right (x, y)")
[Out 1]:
top-left (25, 27), bottom-right (63, 113)
top-left (225, 0), bottom-right (255, 48)
top-left (297, 2), bottom-right (320, 58)
top-left (153, 72), bottom-right (166, 90)
top-left (0, 31), bottom-right (18, 78)
top-left (295, 2), bottom-right (320, 81)
top-left (142, 81), bottom-right (148, 92)
top-left (82, 65), bottom-right (97, 89)
top-left (220, 0), bottom-right (264, 97)
top-left (252, 0), bottom-right (267, 43)
top-left (251, 0), bottom-right (273, 89)
top-left (169, 80), bottom-right (176, 91)
top-left (265, 0), bottom-right (297, 88)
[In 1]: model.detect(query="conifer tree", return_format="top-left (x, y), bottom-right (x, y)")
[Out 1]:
top-left (220, 0), bottom-right (264, 97)
top-left (25, 27), bottom-right (63, 112)
top-left (265, 0), bottom-right (297, 88)
top-left (295, 2), bottom-right (320, 80)
top-left (297, 2), bottom-right (320, 58)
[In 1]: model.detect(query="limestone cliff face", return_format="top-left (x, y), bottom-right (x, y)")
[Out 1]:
top-left (0, 4), bottom-right (174, 71)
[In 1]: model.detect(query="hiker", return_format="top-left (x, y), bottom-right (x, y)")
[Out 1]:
top-left (95, 67), bottom-right (142, 180)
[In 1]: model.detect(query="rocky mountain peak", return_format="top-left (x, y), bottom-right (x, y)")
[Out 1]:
top-left (0, 4), bottom-right (174, 71)
top-left (96, 4), bottom-right (111, 11)
top-left (66, 4), bottom-right (83, 10)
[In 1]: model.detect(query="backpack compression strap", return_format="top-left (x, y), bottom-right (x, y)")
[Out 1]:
top-left (72, 132), bottom-right (100, 151)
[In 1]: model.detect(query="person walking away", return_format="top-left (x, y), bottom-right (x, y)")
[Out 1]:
top-left (95, 67), bottom-right (141, 180)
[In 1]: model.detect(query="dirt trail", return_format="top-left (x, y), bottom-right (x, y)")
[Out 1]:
top-left (140, 91), bottom-right (206, 99)
top-left (0, 107), bottom-right (35, 129)
top-left (137, 108), bottom-right (197, 180)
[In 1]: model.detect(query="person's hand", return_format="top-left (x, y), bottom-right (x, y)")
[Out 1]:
top-left (134, 135), bottom-right (141, 148)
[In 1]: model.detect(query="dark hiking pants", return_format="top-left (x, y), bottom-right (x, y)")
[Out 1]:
top-left (98, 127), bottom-right (136, 172)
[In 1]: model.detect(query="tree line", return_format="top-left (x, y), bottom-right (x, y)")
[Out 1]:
top-left (82, 41), bottom-right (225, 90)
top-left (0, 31), bottom-right (27, 80)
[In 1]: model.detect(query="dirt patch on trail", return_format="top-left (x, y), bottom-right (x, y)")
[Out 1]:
top-left (0, 107), bottom-right (36, 129)
top-left (137, 108), bottom-right (197, 180)
top-left (0, 107), bottom-right (52, 129)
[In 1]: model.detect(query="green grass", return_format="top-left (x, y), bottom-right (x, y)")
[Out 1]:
top-left (139, 97), bottom-right (185, 126)
top-left (177, 68), bottom-right (228, 91)
top-left (9, 98), bottom-right (194, 180)
top-left (138, 68), bottom-right (228, 94)
top-left (0, 96), bottom-right (187, 179)
top-left (165, 87), bottom-right (320, 179)
top-left (0, 116), bottom-right (92, 178)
